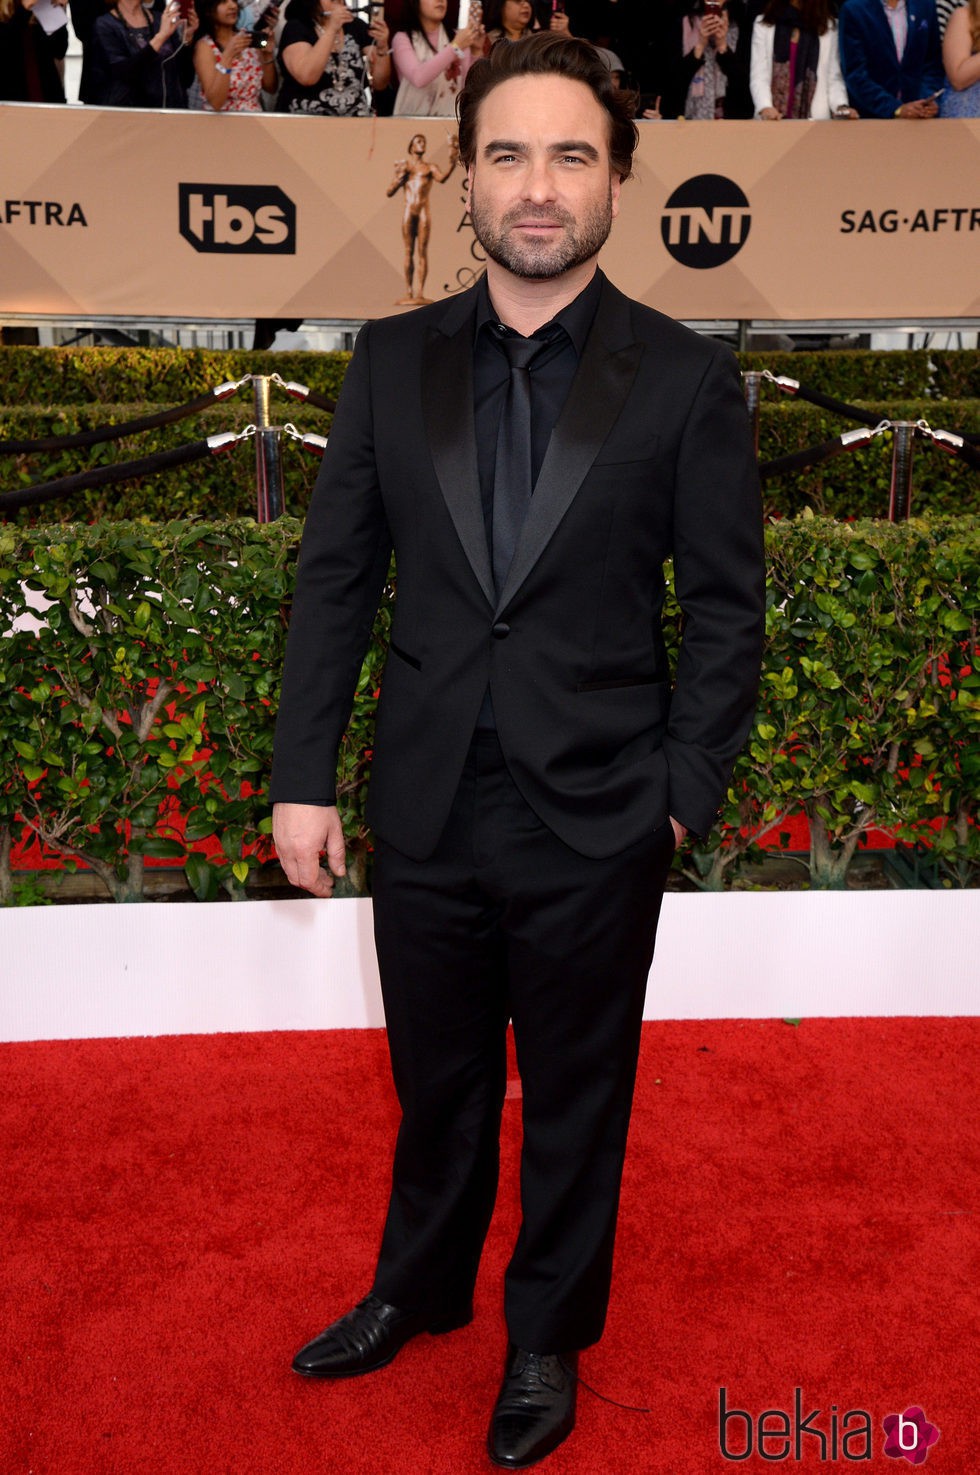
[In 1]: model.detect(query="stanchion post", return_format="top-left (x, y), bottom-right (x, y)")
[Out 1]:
top-left (253, 375), bottom-right (284, 522)
top-left (888, 422), bottom-right (915, 522)
top-left (742, 371), bottom-right (763, 458)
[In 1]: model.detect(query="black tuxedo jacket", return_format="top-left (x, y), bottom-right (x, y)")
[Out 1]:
top-left (270, 273), bottom-right (765, 859)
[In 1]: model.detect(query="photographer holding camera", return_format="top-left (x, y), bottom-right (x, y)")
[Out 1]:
top-left (276, 0), bottom-right (390, 114)
top-left (659, 0), bottom-right (753, 119)
top-left (90, 0), bottom-right (199, 106)
top-left (194, 0), bottom-right (277, 109)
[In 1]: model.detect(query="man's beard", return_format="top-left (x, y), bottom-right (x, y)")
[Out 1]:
top-left (469, 187), bottom-right (614, 280)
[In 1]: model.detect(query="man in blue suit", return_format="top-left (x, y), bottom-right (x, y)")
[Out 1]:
top-left (839, 0), bottom-right (945, 117)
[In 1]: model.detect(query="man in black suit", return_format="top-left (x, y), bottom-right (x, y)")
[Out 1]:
top-left (271, 33), bottom-right (764, 1469)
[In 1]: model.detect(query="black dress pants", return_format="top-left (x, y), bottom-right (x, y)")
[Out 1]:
top-left (370, 730), bottom-right (675, 1353)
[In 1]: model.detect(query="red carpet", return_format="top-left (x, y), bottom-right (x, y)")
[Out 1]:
top-left (2, 1020), bottom-right (976, 1474)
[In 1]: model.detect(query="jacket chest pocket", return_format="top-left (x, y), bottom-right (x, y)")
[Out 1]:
top-left (591, 431), bottom-right (661, 469)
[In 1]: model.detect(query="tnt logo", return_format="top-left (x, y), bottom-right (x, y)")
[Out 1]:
top-left (660, 174), bottom-right (751, 269)
top-left (178, 184), bottom-right (296, 254)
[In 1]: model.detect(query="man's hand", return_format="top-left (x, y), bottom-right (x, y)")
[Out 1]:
top-left (669, 816), bottom-right (688, 849)
top-left (273, 802), bottom-right (346, 898)
top-left (897, 97), bottom-right (939, 118)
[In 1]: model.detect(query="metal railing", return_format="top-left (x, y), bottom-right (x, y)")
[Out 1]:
top-left (0, 373), bottom-right (335, 520)
top-left (743, 369), bottom-right (980, 521)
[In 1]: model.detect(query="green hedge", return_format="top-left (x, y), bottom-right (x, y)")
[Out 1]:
top-left (759, 400), bottom-right (980, 519)
top-left (0, 347), bottom-right (350, 406)
top-left (1, 402), bottom-right (332, 523)
top-left (2, 346), bottom-right (978, 525)
top-left (704, 514), bottom-right (980, 889)
top-left (740, 348), bottom-right (980, 400)
top-left (3, 405), bottom-right (979, 524)
top-left (2, 516), bottom-right (977, 901)
top-left (3, 345), bottom-right (979, 403)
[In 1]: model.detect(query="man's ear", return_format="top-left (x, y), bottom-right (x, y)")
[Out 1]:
top-left (611, 172), bottom-right (622, 220)
top-left (465, 163), bottom-right (474, 198)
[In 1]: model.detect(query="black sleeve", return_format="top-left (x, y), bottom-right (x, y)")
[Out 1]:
top-left (664, 346), bottom-right (766, 836)
top-left (270, 323), bottom-right (393, 807)
top-left (658, 16), bottom-right (700, 117)
top-left (278, 16), bottom-right (313, 51)
top-left (69, 0), bottom-right (106, 44)
top-left (45, 22), bottom-right (70, 60)
top-left (349, 15), bottom-right (371, 47)
top-left (716, 28), bottom-right (754, 116)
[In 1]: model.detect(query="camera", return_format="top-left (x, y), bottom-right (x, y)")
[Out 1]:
top-left (249, 0), bottom-right (276, 45)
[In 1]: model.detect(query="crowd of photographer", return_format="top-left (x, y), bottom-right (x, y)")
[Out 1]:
top-left (1, 0), bottom-right (978, 118)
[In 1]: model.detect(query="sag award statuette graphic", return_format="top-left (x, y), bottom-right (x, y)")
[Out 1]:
top-left (387, 132), bottom-right (460, 306)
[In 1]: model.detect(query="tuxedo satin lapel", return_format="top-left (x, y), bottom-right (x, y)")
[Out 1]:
top-left (422, 308), bottom-right (495, 610)
top-left (496, 311), bottom-right (643, 614)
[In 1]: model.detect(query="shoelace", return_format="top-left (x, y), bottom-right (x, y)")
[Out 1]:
top-left (558, 1356), bottom-right (652, 1415)
top-left (328, 1296), bottom-right (393, 1358)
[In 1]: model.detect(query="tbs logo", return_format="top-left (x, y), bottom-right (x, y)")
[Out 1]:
top-left (179, 184), bottom-right (296, 254)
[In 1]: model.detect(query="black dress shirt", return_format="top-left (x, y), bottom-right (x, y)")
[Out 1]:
top-left (472, 268), bottom-right (604, 555)
top-left (471, 269), bottom-right (603, 728)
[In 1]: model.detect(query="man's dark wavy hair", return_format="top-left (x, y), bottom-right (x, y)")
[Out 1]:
top-left (457, 33), bottom-right (640, 182)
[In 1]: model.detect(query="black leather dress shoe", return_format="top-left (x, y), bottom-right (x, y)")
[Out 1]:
top-left (291, 1293), bottom-right (469, 1378)
top-left (487, 1344), bottom-right (579, 1468)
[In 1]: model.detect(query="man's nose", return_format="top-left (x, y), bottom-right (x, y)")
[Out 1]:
top-left (521, 158), bottom-right (556, 204)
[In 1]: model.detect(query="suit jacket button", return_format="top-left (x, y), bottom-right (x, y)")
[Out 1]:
top-left (492, 622), bottom-right (510, 639)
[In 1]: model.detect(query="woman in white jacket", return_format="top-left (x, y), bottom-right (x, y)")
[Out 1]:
top-left (750, 0), bottom-right (856, 118)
